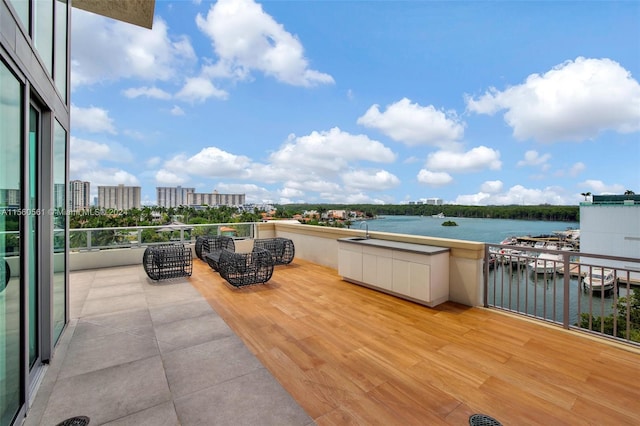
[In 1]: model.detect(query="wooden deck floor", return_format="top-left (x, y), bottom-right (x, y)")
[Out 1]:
top-left (190, 258), bottom-right (640, 425)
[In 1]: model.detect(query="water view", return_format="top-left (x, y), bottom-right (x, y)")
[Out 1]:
top-left (486, 260), bottom-right (630, 327)
top-left (356, 215), bottom-right (579, 244)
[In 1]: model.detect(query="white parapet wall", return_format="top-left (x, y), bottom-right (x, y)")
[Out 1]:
top-left (68, 222), bottom-right (486, 307)
top-left (259, 221), bottom-right (486, 307)
top-left (70, 245), bottom-right (192, 271)
top-left (70, 248), bottom-right (147, 271)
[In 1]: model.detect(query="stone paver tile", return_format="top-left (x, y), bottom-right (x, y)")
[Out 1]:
top-left (174, 368), bottom-right (313, 426)
top-left (39, 356), bottom-right (171, 426)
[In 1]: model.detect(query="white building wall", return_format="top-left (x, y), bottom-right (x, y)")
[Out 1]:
top-left (580, 204), bottom-right (640, 271)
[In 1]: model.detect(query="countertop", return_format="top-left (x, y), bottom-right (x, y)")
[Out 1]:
top-left (337, 237), bottom-right (450, 256)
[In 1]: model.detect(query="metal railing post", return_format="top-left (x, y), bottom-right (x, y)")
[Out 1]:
top-left (563, 251), bottom-right (571, 329)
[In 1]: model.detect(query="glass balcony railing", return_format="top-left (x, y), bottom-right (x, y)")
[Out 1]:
top-left (69, 222), bottom-right (258, 251)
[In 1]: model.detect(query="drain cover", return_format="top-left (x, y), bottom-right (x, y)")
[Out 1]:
top-left (56, 416), bottom-right (90, 426)
top-left (469, 414), bottom-right (502, 426)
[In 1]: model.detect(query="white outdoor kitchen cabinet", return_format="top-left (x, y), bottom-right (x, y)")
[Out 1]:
top-left (337, 238), bottom-right (450, 307)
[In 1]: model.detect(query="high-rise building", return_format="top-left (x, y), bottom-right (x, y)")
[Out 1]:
top-left (98, 184), bottom-right (142, 210)
top-left (187, 190), bottom-right (246, 207)
top-left (0, 189), bottom-right (20, 207)
top-left (69, 180), bottom-right (90, 211)
top-left (156, 186), bottom-right (195, 208)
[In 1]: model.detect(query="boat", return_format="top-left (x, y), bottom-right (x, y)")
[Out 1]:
top-left (528, 253), bottom-right (562, 275)
top-left (582, 268), bottom-right (617, 292)
top-left (432, 212), bottom-right (445, 219)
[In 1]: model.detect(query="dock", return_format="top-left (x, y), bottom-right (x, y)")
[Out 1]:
top-left (557, 263), bottom-right (640, 287)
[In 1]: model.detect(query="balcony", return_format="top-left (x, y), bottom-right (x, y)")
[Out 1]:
top-left (23, 222), bottom-right (640, 425)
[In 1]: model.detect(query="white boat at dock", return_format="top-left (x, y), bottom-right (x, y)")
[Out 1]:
top-left (432, 212), bottom-right (445, 219)
top-left (528, 253), bottom-right (563, 275)
top-left (583, 268), bottom-right (617, 293)
top-left (499, 232), bottom-right (579, 253)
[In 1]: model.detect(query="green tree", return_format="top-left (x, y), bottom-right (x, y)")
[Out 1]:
top-left (578, 290), bottom-right (640, 343)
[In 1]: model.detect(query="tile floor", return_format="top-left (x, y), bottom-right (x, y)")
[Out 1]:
top-left (23, 265), bottom-right (313, 426)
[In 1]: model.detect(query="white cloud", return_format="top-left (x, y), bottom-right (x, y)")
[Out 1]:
top-left (70, 137), bottom-right (111, 161)
top-left (481, 180), bottom-right (503, 193)
top-left (195, 0), bottom-right (334, 87)
top-left (466, 57), bottom-right (640, 142)
top-left (357, 98), bottom-right (465, 147)
top-left (426, 146), bottom-right (502, 172)
top-left (580, 179), bottom-right (625, 194)
top-left (123, 130), bottom-right (145, 140)
top-left (175, 77), bottom-right (229, 103)
top-left (123, 86), bottom-right (172, 100)
top-left (569, 162), bottom-right (586, 177)
top-left (455, 185), bottom-right (571, 205)
top-left (164, 147), bottom-right (252, 178)
top-left (454, 192), bottom-right (491, 206)
top-left (71, 12), bottom-right (196, 89)
top-left (170, 105), bottom-right (186, 116)
top-left (268, 127), bottom-right (396, 176)
top-left (81, 169), bottom-right (140, 187)
top-left (283, 179), bottom-right (342, 194)
top-left (216, 182), bottom-right (269, 197)
top-left (71, 104), bottom-right (117, 134)
top-left (341, 170), bottom-right (400, 190)
top-left (416, 170), bottom-right (453, 187)
top-left (146, 157), bottom-right (162, 167)
top-left (155, 169), bottom-right (189, 185)
top-left (278, 186), bottom-right (305, 199)
top-left (517, 150), bottom-right (551, 167)
top-left (70, 137), bottom-right (134, 176)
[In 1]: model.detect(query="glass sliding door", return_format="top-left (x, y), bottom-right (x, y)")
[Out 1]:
top-left (28, 107), bottom-right (39, 369)
top-left (52, 121), bottom-right (66, 342)
top-left (1, 61), bottom-right (23, 426)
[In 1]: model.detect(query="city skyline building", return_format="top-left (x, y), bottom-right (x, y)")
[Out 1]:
top-left (98, 184), bottom-right (142, 210)
top-left (69, 180), bottom-right (90, 211)
top-left (187, 190), bottom-right (246, 207)
top-left (156, 186), bottom-right (195, 208)
top-left (0, 189), bottom-right (20, 207)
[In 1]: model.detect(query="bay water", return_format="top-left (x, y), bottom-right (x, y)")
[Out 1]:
top-left (357, 215), bottom-right (579, 244)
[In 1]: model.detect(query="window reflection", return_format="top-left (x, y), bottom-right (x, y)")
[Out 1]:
top-left (34, 0), bottom-right (54, 74)
top-left (54, 0), bottom-right (68, 100)
top-left (1, 60), bottom-right (23, 426)
top-left (53, 120), bottom-right (67, 341)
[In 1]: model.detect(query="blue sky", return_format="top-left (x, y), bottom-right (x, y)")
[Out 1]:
top-left (69, 0), bottom-right (640, 206)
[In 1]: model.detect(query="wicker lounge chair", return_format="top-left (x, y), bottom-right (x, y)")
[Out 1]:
top-left (143, 244), bottom-right (193, 281)
top-left (216, 247), bottom-right (275, 287)
top-left (253, 237), bottom-right (295, 265)
top-left (195, 235), bottom-right (235, 261)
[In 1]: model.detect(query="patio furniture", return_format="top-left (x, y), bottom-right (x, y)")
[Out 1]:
top-left (143, 244), bottom-right (193, 281)
top-left (195, 236), bottom-right (207, 260)
top-left (253, 237), bottom-right (295, 265)
top-left (217, 247), bottom-right (275, 287)
top-left (195, 235), bottom-right (235, 261)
